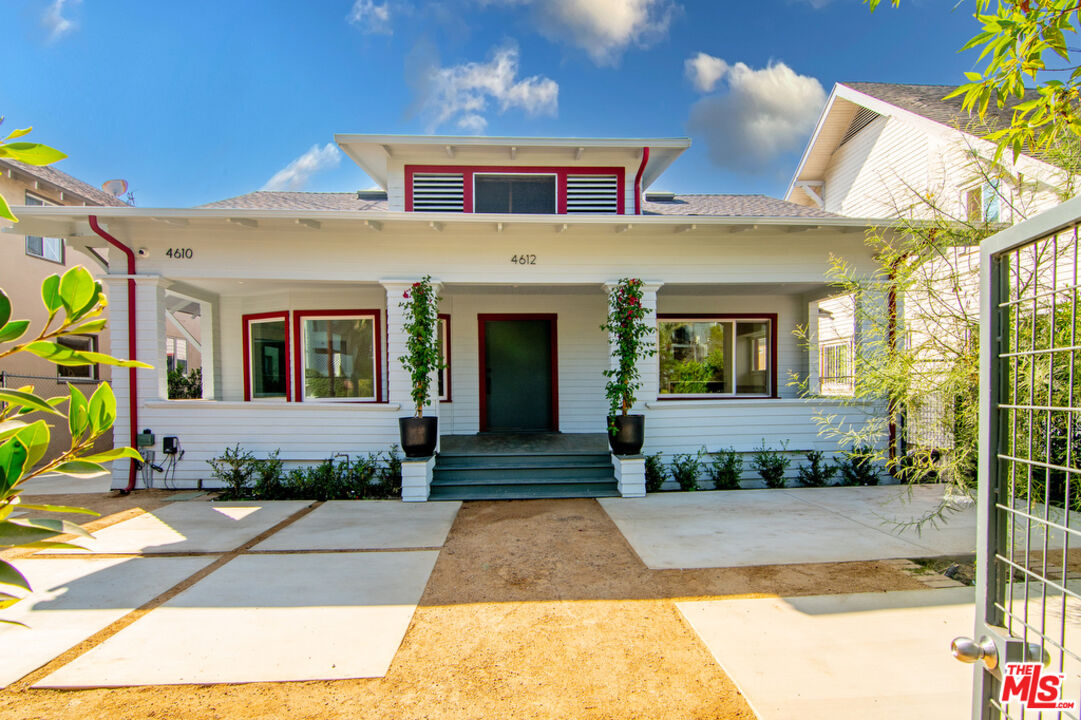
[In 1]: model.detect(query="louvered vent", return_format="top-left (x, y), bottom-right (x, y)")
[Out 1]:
top-left (412, 173), bottom-right (464, 212)
top-left (838, 107), bottom-right (881, 148)
top-left (566, 174), bottom-right (619, 213)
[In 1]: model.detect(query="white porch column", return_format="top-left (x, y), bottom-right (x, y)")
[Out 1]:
top-left (603, 280), bottom-right (663, 411)
top-left (807, 298), bottom-right (822, 395)
top-left (104, 276), bottom-right (133, 490)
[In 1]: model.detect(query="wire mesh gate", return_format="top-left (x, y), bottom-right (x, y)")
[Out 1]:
top-left (977, 196), bottom-right (1081, 718)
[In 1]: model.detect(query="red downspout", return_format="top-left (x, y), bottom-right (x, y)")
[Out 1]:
top-left (88, 215), bottom-right (139, 493)
top-left (634, 147), bottom-right (650, 215)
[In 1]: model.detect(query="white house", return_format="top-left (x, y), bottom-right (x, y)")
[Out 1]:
top-left (11, 134), bottom-right (890, 500)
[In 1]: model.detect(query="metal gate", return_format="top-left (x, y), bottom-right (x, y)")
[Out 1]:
top-left (973, 196), bottom-right (1081, 717)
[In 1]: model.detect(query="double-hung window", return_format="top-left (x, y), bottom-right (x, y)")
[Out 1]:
top-left (25, 193), bottom-right (64, 263)
top-left (56, 335), bottom-right (98, 381)
top-left (658, 316), bottom-right (773, 397)
top-left (296, 312), bottom-right (378, 402)
top-left (245, 313), bottom-right (290, 401)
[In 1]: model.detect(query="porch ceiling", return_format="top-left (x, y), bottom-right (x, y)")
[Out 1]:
top-left (660, 282), bottom-right (830, 296)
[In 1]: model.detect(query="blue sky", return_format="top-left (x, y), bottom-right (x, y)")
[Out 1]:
top-left (9, 0), bottom-right (981, 207)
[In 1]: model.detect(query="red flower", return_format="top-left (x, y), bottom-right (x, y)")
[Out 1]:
top-left (403, 291), bottom-right (410, 299)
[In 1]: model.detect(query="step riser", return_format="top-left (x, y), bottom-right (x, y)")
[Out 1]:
top-left (429, 483), bottom-right (620, 501)
top-left (436, 453), bottom-right (611, 468)
top-left (434, 467), bottom-right (614, 483)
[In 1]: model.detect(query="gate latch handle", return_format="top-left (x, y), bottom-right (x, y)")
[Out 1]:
top-left (952, 636), bottom-right (999, 670)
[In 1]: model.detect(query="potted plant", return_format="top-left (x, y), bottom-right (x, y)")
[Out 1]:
top-left (398, 275), bottom-right (443, 458)
top-left (601, 277), bottom-right (656, 455)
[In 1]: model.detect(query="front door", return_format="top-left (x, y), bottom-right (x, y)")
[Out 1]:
top-left (479, 315), bottom-right (557, 432)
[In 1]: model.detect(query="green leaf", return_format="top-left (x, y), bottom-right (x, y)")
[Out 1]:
top-left (0, 289), bottom-right (9, 329)
top-left (0, 389), bottom-right (64, 417)
top-left (80, 447), bottom-right (140, 464)
top-left (41, 274), bottom-right (61, 314)
top-left (7, 517), bottom-right (91, 538)
top-left (68, 384), bottom-right (88, 442)
top-left (0, 560), bottom-right (30, 592)
top-left (78, 351), bottom-right (152, 369)
top-left (0, 142), bottom-right (66, 166)
top-left (0, 421), bottom-right (28, 443)
top-left (87, 383), bottom-right (116, 437)
top-left (52, 460), bottom-right (109, 478)
top-left (14, 420), bottom-right (49, 470)
top-left (15, 503), bottom-right (97, 516)
top-left (58, 267), bottom-right (95, 319)
top-left (0, 192), bottom-right (17, 223)
top-left (0, 439), bottom-right (28, 494)
top-left (0, 519), bottom-right (58, 547)
top-left (23, 341), bottom-right (97, 366)
top-left (0, 320), bottom-right (30, 343)
top-left (66, 318), bottom-right (107, 335)
top-left (3, 127), bottom-right (31, 142)
top-left (16, 541), bottom-right (87, 551)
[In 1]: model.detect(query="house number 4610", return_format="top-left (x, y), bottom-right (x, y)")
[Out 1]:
top-left (510, 254), bottom-right (536, 265)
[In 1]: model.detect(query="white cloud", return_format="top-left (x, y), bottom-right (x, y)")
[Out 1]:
top-left (684, 52), bottom-right (727, 93)
top-left (419, 44), bottom-right (558, 133)
top-left (262, 144), bottom-right (341, 191)
top-left (483, 0), bottom-right (677, 66)
top-left (348, 0), bottom-right (393, 34)
top-left (687, 60), bottom-right (826, 173)
top-left (42, 0), bottom-right (80, 43)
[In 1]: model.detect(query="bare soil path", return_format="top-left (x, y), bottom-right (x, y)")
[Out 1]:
top-left (0, 496), bottom-right (927, 720)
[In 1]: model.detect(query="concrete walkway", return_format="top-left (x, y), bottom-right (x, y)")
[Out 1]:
top-left (599, 484), bottom-right (976, 569)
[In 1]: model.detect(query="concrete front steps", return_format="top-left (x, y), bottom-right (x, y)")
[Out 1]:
top-left (429, 451), bottom-right (619, 500)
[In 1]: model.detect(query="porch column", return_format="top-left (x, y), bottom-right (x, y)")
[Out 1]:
top-left (603, 280), bottom-right (663, 410)
top-left (382, 278), bottom-right (441, 424)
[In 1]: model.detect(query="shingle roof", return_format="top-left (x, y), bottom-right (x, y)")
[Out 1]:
top-left (1, 158), bottom-right (128, 207)
top-left (199, 191), bottom-right (838, 219)
top-left (841, 82), bottom-right (1040, 136)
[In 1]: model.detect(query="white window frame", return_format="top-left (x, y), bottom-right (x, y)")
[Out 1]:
top-left (25, 193), bottom-right (65, 264)
top-left (657, 316), bottom-right (773, 399)
top-left (298, 313), bottom-right (378, 403)
top-left (472, 172), bottom-right (558, 214)
top-left (962, 178), bottom-right (1006, 223)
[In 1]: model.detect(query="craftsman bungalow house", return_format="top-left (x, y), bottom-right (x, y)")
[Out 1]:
top-left (10, 135), bottom-right (889, 499)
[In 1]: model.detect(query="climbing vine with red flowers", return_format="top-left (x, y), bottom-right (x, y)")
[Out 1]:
top-left (601, 278), bottom-right (656, 424)
top-left (399, 275), bottom-right (444, 418)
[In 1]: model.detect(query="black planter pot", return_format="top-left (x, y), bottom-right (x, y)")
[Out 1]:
top-left (399, 416), bottom-right (438, 458)
top-left (607, 414), bottom-right (645, 456)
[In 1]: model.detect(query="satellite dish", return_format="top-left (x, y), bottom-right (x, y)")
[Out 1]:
top-left (102, 179), bottom-right (128, 197)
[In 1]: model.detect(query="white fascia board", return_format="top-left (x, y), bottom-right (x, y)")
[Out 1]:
top-left (8, 204), bottom-right (902, 233)
top-left (334, 134), bottom-right (691, 150)
top-left (784, 84), bottom-right (844, 202)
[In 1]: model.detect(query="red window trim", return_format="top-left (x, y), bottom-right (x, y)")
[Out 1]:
top-left (477, 313), bottom-right (559, 432)
top-left (292, 309), bottom-right (384, 403)
top-left (242, 311), bottom-right (292, 402)
top-left (439, 313), bottom-right (452, 403)
top-left (405, 165), bottom-right (626, 215)
top-left (656, 313), bottom-right (779, 400)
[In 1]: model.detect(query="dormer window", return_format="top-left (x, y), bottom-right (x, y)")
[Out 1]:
top-left (406, 165), bottom-right (625, 214)
top-left (475, 174), bottom-right (556, 214)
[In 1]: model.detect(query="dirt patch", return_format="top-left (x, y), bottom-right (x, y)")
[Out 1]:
top-left (0, 498), bottom-right (928, 720)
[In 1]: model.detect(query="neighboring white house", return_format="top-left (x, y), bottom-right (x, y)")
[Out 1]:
top-left (10, 134), bottom-right (892, 499)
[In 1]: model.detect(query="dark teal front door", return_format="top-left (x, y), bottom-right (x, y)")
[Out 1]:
top-left (480, 316), bottom-right (556, 432)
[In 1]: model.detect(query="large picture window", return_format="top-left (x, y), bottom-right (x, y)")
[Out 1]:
top-left (294, 311), bottom-right (380, 402)
top-left (658, 316), bottom-right (774, 398)
top-left (244, 313), bottom-right (290, 401)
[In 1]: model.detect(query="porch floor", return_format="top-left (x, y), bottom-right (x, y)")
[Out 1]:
top-left (440, 432), bottom-right (609, 455)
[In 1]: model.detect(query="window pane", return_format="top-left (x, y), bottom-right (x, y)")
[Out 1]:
top-left (57, 335), bottom-right (96, 379)
top-left (43, 237), bottom-right (64, 263)
top-left (251, 320), bottom-right (287, 398)
top-left (26, 235), bottom-right (43, 257)
top-left (437, 318), bottom-right (447, 400)
top-left (983, 180), bottom-right (1000, 222)
top-left (735, 322), bottom-right (769, 394)
top-left (303, 317), bottom-right (375, 399)
top-left (475, 175), bottom-right (556, 214)
top-left (659, 321), bottom-right (730, 394)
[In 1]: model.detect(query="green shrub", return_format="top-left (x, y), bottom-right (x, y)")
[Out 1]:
top-left (168, 367), bottom-right (202, 399)
top-left (375, 445), bottom-right (403, 497)
top-left (252, 450), bottom-right (288, 499)
top-left (644, 451), bottom-right (667, 492)
top-left (209, 444), bottom-right (258, 499)
top-left (752, 440), bottom-right (791, 489)
top-left (670, 450), bottom-right (704, 491)
top-left (707, 447), bottom-right (743, 490)
top-left (837, 446), bottom-right (880, 486)
top-left (796, 450), bottom-right (836, 487)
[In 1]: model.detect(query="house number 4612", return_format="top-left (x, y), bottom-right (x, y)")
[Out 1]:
top-left (510, 254), bottom-right (536, 265)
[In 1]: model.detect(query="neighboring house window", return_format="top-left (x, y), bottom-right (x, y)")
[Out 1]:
top-left (438, 314), bottom-right (450, 402)
top-left (819, 341), bottom-right (854, 396)
top-left (244, 313), bottom-right (290, 401)
top-left (658, 316), bottom-right (773, 397)
top-left (25, 193), bottom-right (64, 263)
top-left (474, 174), bottom-right (557, 213)
top-left (166, 337), bottom-right (188, 373)
top-left (295, 312), bottom-right (378, 402)
top-left (965, 180), bottom-right (1002, 223)
top-left (56, 335), bottom-right (98, 381)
